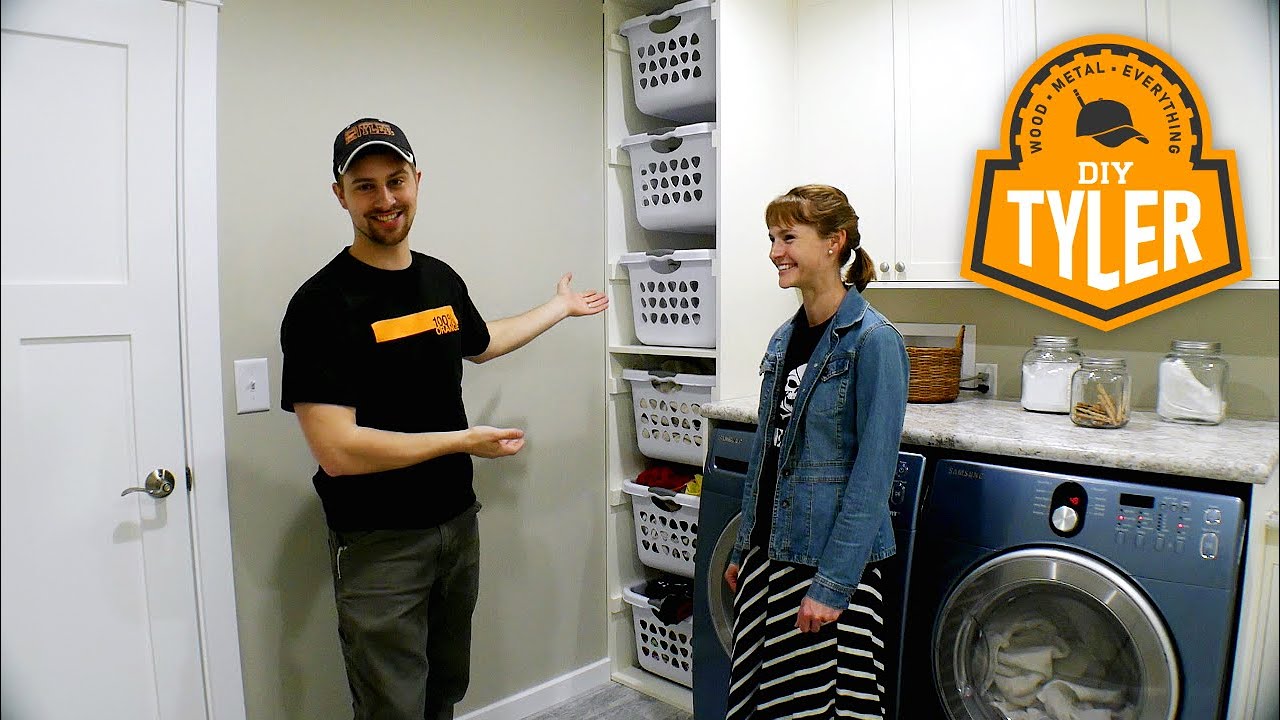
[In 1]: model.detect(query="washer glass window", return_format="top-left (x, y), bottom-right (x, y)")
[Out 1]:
top-left (934, 548), bottom-right (1178, 720)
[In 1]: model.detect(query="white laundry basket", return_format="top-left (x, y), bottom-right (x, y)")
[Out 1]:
top-left (623, 582), bottom-right (694, 687)
top-left (619, 249), bottom-right (716, 348)
top-left (623, 481), bottom-right (699, 577)
top-left (619, 0), bottom-right (716, 123)
top-left (619, 124), bottom-right (717, 234)
top-left (622, 369), bottom-right (714, 466)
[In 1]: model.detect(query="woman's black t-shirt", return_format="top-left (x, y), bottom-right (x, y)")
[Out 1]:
top-left (750, 309), bottom-right (833, 549)
top-left (280, 249), bottom-right (490, 531)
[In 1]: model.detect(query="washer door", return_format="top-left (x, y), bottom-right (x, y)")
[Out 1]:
top-left (933, 547), bottom-right (1178, 720)
top-left (705, 512), bottom-right (741, 655)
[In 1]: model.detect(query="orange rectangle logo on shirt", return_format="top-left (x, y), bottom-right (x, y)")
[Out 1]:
top-left (371, 306), bottom-right (459, 342)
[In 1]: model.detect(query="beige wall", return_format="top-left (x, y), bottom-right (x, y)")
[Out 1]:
top-left (864, 287), bottom-right (1280, 419)
top-left (217, 2), bottom-right (606, 718)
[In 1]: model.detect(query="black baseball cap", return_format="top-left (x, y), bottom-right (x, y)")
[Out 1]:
top-left (332, 117), bottom-right (415, 179)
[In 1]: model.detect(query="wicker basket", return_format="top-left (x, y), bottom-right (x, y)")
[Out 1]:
top-left (906, 326), bottom-right (964, 403)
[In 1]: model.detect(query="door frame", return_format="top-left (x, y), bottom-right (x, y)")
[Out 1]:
top-left (176, 2), bottom-right (247, 718)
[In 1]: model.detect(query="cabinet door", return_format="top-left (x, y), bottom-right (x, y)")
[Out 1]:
top-left (1023, 0), bottom-right (1278, 282)
top-left (793, 0), bottom-right (897, 280)
top-left (1166, 0), bottom-right (1278, 281)
top-left (895, 0), bottom-right (1009, 281)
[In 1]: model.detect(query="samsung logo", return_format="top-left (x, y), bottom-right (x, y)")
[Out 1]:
top-left (948, 467), bottom-right (982, 480)
top-left (722, 436), bottom-right (743, 445)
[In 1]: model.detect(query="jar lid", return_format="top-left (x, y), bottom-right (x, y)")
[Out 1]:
top-left (1171, 340), bottom-right (1221, 354)
top-left (1032, 335), bottom-right (1079, 348)
top-left (1081, 356), bottom-right (1126, 369)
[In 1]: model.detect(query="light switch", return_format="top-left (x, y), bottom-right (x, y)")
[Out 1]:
top-left (233, 358), bottom-right (270, 414)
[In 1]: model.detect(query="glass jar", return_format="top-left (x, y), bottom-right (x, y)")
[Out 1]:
top-left (1020, 335), bottom-right (1082, 414)
top-left (1157, 340), bottom-right (1228, 425)
top-left (1070, 357), bottom-right (1131, 429)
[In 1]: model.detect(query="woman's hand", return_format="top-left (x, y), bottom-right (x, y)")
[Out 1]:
top-left (796, 596), bottom-right (842, 633)
top-left (724, 563), bottom-right (740, 594)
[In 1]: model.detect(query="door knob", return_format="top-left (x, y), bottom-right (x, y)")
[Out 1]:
top-left (895, 261), bottom-right (906, 272)
top-left (121, 468), bottom-right (176, 498)
top-left (879, 262), bottom-right (890, 273)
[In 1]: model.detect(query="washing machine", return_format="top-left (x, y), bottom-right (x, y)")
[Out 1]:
top-left (902, 457), bottom-right (1247, 720)
top-left (693, 420), bottom-right (926, 720)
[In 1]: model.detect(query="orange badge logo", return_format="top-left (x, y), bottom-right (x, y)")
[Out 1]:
top-left (963, 35), bottom-right (1249, 331)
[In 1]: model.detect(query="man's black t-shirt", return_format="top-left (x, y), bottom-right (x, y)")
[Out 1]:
top-left (750, 310), bottom-right (832, 549)
top-left (280, 249), bottom-right (491, 531)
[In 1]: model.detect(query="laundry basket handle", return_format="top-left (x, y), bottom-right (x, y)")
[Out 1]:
top-left (641, 6), bottom-right (686, 32)
top-left (647, 486), bottom-right (682, 513)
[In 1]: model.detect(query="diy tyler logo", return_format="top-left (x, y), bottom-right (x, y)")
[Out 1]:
top-left (963, 34), bottom-right (1249, 330)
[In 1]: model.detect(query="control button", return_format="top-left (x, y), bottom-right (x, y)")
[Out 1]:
top-left (1175, 539), bottom-right (1185, 554)
top-left (1181, 503), bottom-right (1190, 512)
top-left (1155, 536), bottom-right (1165, 551)
top-left (891, 483), bottom-right (906, 503)
top-left (1204, 508), bottom-right (1222, 525)
top-left (1115, 531), bottom-right (1127, 545)
top-left (1051, 506), bottom-right (1080, 534)
top-left (1200, 532), bottom-right (1219, 559)
top-left (1135, 533), bottom-right (1146, 549)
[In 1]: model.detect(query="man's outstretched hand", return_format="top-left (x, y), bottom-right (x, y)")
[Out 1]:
top-left (555, 272), bottom-right (608, 318)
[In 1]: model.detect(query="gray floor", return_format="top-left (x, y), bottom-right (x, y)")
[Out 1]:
top-left (522, 682), bottom-right (692, 720)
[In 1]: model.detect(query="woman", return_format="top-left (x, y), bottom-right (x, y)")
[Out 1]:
top-left (724, 184), bottom-right (909, 719)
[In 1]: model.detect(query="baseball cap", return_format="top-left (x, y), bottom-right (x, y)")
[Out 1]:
top-left (332, 117), bottom-right (415, 179)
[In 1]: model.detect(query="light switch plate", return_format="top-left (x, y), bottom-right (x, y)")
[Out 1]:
top-left (233, 358), bottom-right (270, 414)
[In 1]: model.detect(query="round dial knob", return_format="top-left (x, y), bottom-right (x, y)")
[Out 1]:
top-left (1051, 505), bottom-right (1080, 533)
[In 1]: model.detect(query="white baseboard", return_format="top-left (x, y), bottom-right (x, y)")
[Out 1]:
top-left (457, 659), bottom-right (612, 720)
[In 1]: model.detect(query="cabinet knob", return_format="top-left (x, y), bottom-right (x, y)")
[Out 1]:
top-left (879, 262), bottom-right (890, 273)
top-left (895, 261), bottom-right (906, 273)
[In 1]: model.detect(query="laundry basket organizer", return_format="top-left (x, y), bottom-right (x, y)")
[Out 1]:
top-left (623, 582), bottom-right (693, 687)
top-left (623, 481), bottom-right (699, 577)
top-left (622, 369), bottom-right (715, 466)
top-left (619, 250), bottom-right (717, 348)
top-left (619, 124), bottom-right (717, 234)
top-left (618, 0), bottom-right (716, 123)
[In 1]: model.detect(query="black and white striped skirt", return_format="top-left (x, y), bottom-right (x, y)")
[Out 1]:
top-left (726, 546), bottom-right (888, 720)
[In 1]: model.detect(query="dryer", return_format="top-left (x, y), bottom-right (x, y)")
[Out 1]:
top-left (693, 420), bottom-right (926, 720)
top-left (902, 458), bottom-right (1247, 720)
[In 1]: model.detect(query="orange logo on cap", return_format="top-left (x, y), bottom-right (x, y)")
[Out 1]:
top-left (963, 34), bottom-right (1249, 331)
top-left (344, 121), bottom-right (396, 144)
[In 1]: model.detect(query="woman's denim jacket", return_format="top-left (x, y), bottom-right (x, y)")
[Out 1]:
top-left (731, 289), bottom-right (909, 609)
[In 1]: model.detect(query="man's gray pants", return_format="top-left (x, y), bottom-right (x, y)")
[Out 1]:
top-left (327, 504), bottom-right (481, 720)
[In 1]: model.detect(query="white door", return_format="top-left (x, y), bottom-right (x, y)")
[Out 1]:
top-left (0, 1), bottom-right (206, 718)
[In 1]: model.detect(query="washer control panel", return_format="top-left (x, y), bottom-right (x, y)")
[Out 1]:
top-left (1030, 474), bottom-right (1242, 581)
top-left (933, 459), bottom-right (1244, 588)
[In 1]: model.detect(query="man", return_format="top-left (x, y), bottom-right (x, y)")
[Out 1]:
top-left (280, 117), bottom-right (607, 719)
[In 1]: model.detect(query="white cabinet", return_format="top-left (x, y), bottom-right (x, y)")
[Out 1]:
top-left (1228, 470), bottom-right (1280, 719)
top-left (789, 0), bottom-right (1280, 284)
top-left (1011, 0), bottom-right (1279, 282)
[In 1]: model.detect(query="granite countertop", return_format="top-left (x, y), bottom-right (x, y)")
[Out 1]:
top-left (700, 395), bottom-right (1280, 484)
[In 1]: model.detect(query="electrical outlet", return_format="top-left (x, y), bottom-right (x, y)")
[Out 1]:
top-left (974, 362), bottom-right (998, 398)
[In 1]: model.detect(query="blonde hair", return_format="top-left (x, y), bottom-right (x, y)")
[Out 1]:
top-left (765, 184), bottom-right (876, 291)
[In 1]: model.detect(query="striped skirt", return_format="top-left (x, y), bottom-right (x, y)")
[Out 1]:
top-left (726, 546), bottom-right (888, 720)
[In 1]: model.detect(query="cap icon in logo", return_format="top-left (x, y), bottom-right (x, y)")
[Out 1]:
top-left (1073, 89), bottom-right (1149, 148)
